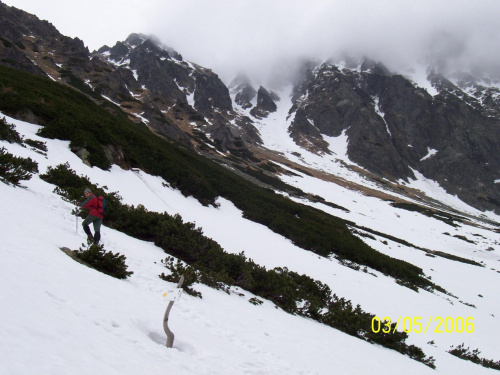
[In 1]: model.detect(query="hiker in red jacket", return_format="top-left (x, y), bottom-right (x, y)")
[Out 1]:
top-left (77, 188), bottom-right (103, 245)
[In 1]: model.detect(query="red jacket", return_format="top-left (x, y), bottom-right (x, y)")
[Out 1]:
top-left (81, 195), bottom-right (103, 219)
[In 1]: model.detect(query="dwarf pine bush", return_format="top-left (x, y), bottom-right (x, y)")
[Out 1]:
top-left (449, 343), bottom-right (500, 371)
top-left (76, 243), bottom-right (133, 279)
top-left (0, 147), bottom-right (38, 186)
top-left (0, 117), bottom-right (23, 144)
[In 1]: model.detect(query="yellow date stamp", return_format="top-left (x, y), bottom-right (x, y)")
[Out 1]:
top-left (371, 316), bottom-right (475, 334)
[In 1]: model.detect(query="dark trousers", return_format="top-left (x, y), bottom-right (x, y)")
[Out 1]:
top-left (82, 215), bottom-right (102, 245)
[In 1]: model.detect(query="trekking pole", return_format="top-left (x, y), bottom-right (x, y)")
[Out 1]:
top-left (71, 207), bottom-right (79, 234)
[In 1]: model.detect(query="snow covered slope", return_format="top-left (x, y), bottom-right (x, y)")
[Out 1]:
top-left (1, 113), bottom-right (499, 374)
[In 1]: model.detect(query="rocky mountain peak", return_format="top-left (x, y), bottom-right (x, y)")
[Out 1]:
top-left (125, 33), bottom-right (183, 61)
top-left (107, 41), bottom-right (129, 62)
top-left (249, 86), bottom-right (279, 118)
top-left (359, 58), bottom-right (392, 75)
top-left (0, 1), bottom-right (90, 77)
top-left (230, 74), bottom-right (257, 110)
top-left (124, 33), bottom-right (146, 47)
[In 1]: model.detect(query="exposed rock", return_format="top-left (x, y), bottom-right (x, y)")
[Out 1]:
top-left (109, 41), bottom-right (129, 62)
top-left (102, 144), bottom-right (128, 169)
top-left (250, 87), bottom-right (278, 118)
top-left (193, 69), bottom-right (232, 116)
top-left (140, 101), bottom-right (193, 146)
top-left (235, 84), bottom-right (256, 109)
top-left (288, 61), bottom-right (500, 212)
top-left (289, 108), bottom-right (330, 153)
top-left (234, 116), bottom-right (262, 144)
top-left (71, 146), bottom-right (91, 167)
top-left (0, 41), bottom-right (46, 76)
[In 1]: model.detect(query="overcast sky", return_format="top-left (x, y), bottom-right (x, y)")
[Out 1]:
top-left (4, 0), bottom-right (500, 83)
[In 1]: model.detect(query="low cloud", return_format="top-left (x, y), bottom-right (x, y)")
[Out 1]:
top-left (147, 0), bottom-right (500, 83)
top-left (5, 0), bottom-right (500, 84)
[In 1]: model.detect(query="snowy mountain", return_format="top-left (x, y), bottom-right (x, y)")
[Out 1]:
top-left (1, 1), bottom-right (500, 373)
top-left (248, 59), bottom-right (500, 214)
top-left (1, 1), bottom-right (499, 215)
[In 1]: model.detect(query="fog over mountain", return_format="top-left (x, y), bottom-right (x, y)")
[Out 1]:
top-left (4, 0), bottom-right (500, 83)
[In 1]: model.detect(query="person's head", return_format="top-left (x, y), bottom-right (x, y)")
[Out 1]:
top-left (84, 188), bottom-right (92, 198)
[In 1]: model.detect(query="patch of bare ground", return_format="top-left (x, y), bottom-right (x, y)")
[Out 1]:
top-left (247, 145), bottom-right (497, 229)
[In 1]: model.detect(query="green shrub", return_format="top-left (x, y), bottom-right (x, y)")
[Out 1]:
top-left (249, 297), bottom-right (263, 305)
top-left (0, 147), bottom-right (38, 186)
top-left (76, 243), bottom-right (133, 279)
top-left (160, 257), bottom-right (203, 298)
top-left (40, 163), bottom-right (122, 221)
top-left (449, 343), bottom-right (500, 370)
top-left (0, 117), bottom-right (23, 144)
top-left (25, 139), bottom-right (48, 152)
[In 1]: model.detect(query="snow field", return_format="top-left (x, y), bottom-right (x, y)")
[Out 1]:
top-left (1, 113), bottom-right (499, 374)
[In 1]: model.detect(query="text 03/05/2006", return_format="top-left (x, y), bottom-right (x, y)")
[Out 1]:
top-left (371, 316), bottom-right (475, 334)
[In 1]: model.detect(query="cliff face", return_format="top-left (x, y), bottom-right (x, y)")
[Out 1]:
top-left (285, 62), bottom-right (500, 212)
